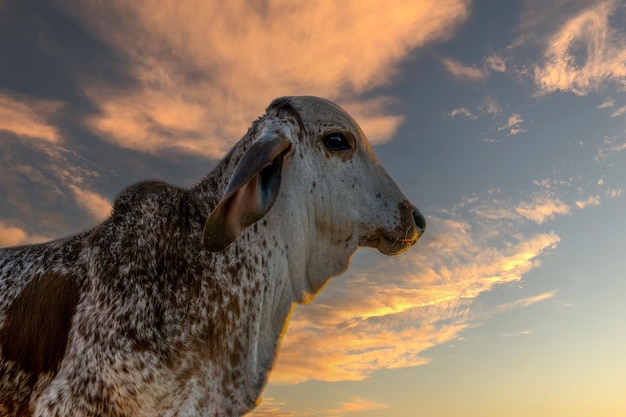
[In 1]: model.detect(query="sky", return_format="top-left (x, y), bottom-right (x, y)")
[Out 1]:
top-left (1, 0), bottom-right (625, 416)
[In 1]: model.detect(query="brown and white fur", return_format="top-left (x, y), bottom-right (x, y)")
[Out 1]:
top-left (0, 96), bottom-right (425, 416)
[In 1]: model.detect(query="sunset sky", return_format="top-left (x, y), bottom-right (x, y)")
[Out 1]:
top-left (1, 0), bottom-right (626, 416)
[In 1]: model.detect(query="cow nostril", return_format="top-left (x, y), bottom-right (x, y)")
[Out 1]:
top-left (413, 211), bottom-right (426, 232)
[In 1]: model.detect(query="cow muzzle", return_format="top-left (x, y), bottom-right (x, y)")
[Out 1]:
top-left (360, 200), bottom-right (425, 255)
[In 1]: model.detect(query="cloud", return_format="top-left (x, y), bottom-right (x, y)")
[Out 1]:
top-left (485, 53), bottom-right (507, 72)
top-left (515, 194), bottom-right (570, 223)
top-left (250, 395), bottom-right (387, 417)
top-left (447, 107), bottom-right (475, 119)
top-left (441, 53), bottom-right (507, 82)
top-left (249, 398), bottom-right (295, 417)
top-left (340, 97), bottom-right (406, 145)
top-left (480, 96), bottom-right (503, 116)
top-left (67, 184), bottom-right (112, 221)
top-left (610, 105), bottom-right (626, 117)
top-left (441, 56), bottom-right (490, 82)
top-left (498, 113), bottom-right (526, 135)
top-left (0, 221), bottom-right (29, 247)
top-left (532, 0), bottom-right (626, 95)
top-left (0, 92), bottom-right (63, 143)
top-left (575, 194), bottom-right (601, 208)
top-left (56, 0), bottom-right (471, 157)
top-left (0, 97), bottom-right (110, 227)
top-left (605, 188), bottom-right (622, 198)
top-left (0, 219), bottom-right (50, 247)
top-left (598, 97), bottom-right (615, 108)
top-left (494, 291), bottom-right (559, 314)
top-left (446, 97), bottom-right (502, 122)
top-left (595, 135), bottom-right (626, 161)
top-left (334, 396), bottom-right (388, 413)
top-left (265, 189), bottom-right (562, 384)
top-left (500, 329), bottom-right (532, 338)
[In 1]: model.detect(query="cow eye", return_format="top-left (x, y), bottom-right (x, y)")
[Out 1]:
top-left (323, 133), bottom-right (351, 152)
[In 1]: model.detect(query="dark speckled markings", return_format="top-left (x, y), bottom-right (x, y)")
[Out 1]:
top-left (0, 96), bottom-right (424, 417)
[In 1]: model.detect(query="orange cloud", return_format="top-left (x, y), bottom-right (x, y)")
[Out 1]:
top-left (0, 95), bottom-right (112, 227)
top-left (533, 0), bottom-right (626, 95)
top-left (0, 220), bottom-right (27, 247)
top-left (0, 92), bottom-right (63, 142)
top-left (441, 56), bottom-right (489, 82)
top-left (56, 0), bottom-right (470, 156)
top-left (249, 398), bottom-right (295, 417)
top-left (67, 184), bottom-right (112, 221)
top-left (468, 189), bottom-right (570, 224)
top-left (0, 220), bottom-right (50, 247)
top-left (334, 396), bottom-right (388, 413)
top-left (250, 395), bottom-right (387, 417)
top-left (265, 203), bottom-right (560, 384)
top-left (515, 194), bottom-right (570, 223)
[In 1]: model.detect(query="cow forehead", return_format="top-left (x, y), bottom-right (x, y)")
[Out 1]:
top-left (280, 96), bottom-right (376, 157)
top-left (284, 96), bottom-right (359, 132)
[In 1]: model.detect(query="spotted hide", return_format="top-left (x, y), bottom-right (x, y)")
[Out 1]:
top-left (0, 96), bottom-right (425, 417)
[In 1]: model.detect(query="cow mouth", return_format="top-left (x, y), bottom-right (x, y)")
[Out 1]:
top-left (360, 228), bottom-right (421, 256)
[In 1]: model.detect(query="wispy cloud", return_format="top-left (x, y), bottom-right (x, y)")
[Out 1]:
top-left (56, 0), bottom-right (471, 156)
top-left (441, 53), bottom-right (508, 83)
top-left (67, 184), bottom-right (112, 221)
top-left (480, 96), bottom-right (503, 116)
top-left (598, 97), bottom-right (615, 108)
top-left (441, 56), bottom-right (490, 82)
top-left (249, 398), bottom-right (295, 417)
top-left (482, 138), bottom-right (500, 143)
top-left (251, 395), bottom-right (387, 417)
top-left (610, 105), bottom-right (626, 117)
top-left (515, 194), bottom-right (570, 223)
top-left (500, 329), bottom-right (533, 338)
top-left (498, 113), bottom-right (526, 136)
top-left (0, 91), bottom-right (111, 228)
top-left (468, 188), bottom-right (570, 225)
top-left (334, 396), bottom-right (388, 413)
top-left (532, 0), bottom-right (626, 95)
top-left (446, 97), bottom-right (502, 121)
top-left (447, 107), bottom-right (475, 119)
top-left (494, 291), bottom-right (559, 314)
top-left (605, 188), bottom-right (622, 198)
top-left (485, 53), bottom-right (507, 72)
top-left (0, 92), bottom-right (63, 143)
top-left (595, 135), bottom-right (626, 161)
top-left (575, 194), bottom-right (601, 209)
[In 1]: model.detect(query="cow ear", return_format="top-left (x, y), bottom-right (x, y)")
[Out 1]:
top-left (203, 132), bottom-right (292, 252)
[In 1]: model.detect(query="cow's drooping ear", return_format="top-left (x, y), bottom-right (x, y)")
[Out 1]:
top-left (203, 130), bottom-right (292, 252)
